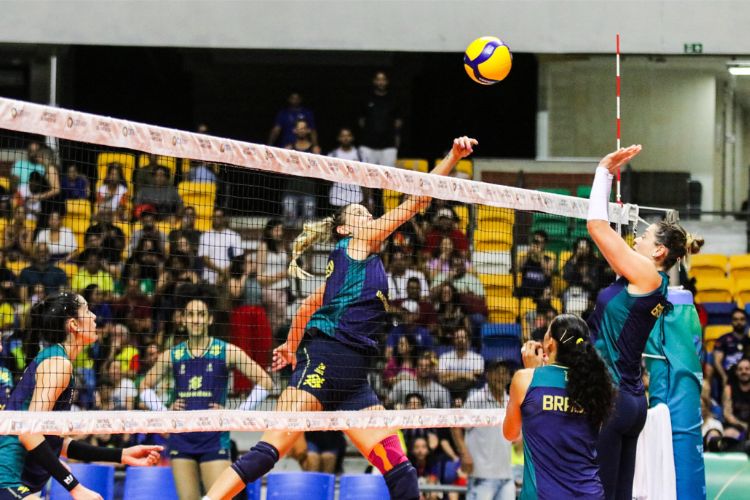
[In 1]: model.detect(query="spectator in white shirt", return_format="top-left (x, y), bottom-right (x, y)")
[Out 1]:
top-left (35, 211), bottom-right (77, 262)
top-left (390, 353), bottom-right (451, 409)
top-left (328, 128), bottom-right (373, 211)
top-left (438, 327), bottom-right (484, 397)
top-left (199, 208), bottom-right (242, 284)
top-left (387, 248), bottom-right (429, 300)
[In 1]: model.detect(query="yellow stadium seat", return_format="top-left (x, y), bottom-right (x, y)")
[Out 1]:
top-left (65, 199), bottom-right (91, 219)
top-left (705, 324), bottom-right (731, 352)
top-left (479, 273), bottom-right (515, 296)
top-left (734, 279), bottom-right (750, 308)
top-left (551, 297), bottom-right (563, 314)
top-left (558, 250), bottom-right (573, 270)
top-left (396, 159), bottom-right (429, 173)
top-left (178, 182), bottom-right (216, 230)
top-left (694, 276), bottom-right (734, 303)
top-left (453, 204), bottom-right (469, 233)
top-left (487, 296), bottom-right (519, 323)
top-left (0, 177), bottom-right (9, 192)
top-left (689, 254), bottom-right (728, 280)
top-left (433, 158), bottom-right (473, 179)
top-left (6, 259), bottom-right (29, 276)
top-left (477, 206), bottom-right (515, 224)
top-left (382, 190), bottom-right (401, 212)
top-left (97, 152), bottom-right (135, 186)
top-left (729, 254), bottom-right (750, 282)
top-left (59, 262), bottom-right (78, 284)
top-left (63, 199), bottom-right (92, 251)
top-left (138, 154), bottom-right (178, 179)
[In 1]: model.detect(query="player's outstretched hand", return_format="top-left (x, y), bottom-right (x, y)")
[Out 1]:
top-left (70, 484), bottom-right (103, 500)
top-left (121, 445), bottom-right (163, 466)
top-left (598, 144), bottom-right (641, 176)
top-left (521, 341), bottom-right (545, 369)
top-left (272, 342), bottom-right (296, 372)
top-left (451, 136), bottom-right (478, 160)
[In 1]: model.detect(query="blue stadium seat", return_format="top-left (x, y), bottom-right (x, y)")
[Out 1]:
top-left (49, 463), bottom-right (115, 500)
top-left (246, 479), bottom-right (262, 500)
top-left (266, 472), bottom-right (335, 500)
top-left (122, 466), bottom-right (178, 500)
top-left (481, 337), bottom-right (522, 367)
top-left (481, 323), bottom-right (521, 339)
top-left (339, 474), bottom-right (389, 500)
top-left (702, 302), bottom-right (737, 325)
top-left (440, 459), bottom-right (461, 484)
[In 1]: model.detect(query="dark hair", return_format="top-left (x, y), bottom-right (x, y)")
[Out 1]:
top-left (262, 218), bottom-right (284, 253)
top-left (733, 308), bottom-right (747, 319)
top-left (653, 221), bottom-right (704, 270)
top-left (82, 284), bottom-right (99, 304)
top-left (532, 230), bottom-right (548, 242)
top-left (404, 392), bottom-right (425, 406)
top-left (229, 253), bottom-right (246, 278)
top-left (549, 314), bottom-right (615, 430)
top-left (28, 171), bottom-right (47, 194)
top-left (175, 283), bottom-right (217, 311)
top-left (105, 162), bottom-right (126, 187)
top-left (30, 292), bottom-right (83, 344)
top-left (394, 334), bottom-right (416, 366)
top-left (154, 165), bottom-right (170, 177)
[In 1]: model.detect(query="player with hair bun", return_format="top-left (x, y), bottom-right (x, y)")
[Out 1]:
top-left (202, 137), bottom-right (477, 500)
top-left (0, 292), bottom-right (162, 500)
top-left (585, 145), bottom-right (704, 499)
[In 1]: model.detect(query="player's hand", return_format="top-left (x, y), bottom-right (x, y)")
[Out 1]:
top-left (121, 445), bottom-right (163, 466)
top-left (451, 136), bottom-right (478, 160)
top-left (598, 144), bottom-right (642, 176)
top-left (459, 452), bottom-right (473, 475)
top-left (272, 342), bottom-right (297, 372)
top-left (70, 484), bottom-right (104, 500)
top-left (171, 399), bottom-right (186, 411)
top-left (521, 341), bottom-right (546, 368)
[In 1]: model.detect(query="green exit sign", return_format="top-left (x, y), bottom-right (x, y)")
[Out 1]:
top-left (684, 43), bottom-right (703, 54)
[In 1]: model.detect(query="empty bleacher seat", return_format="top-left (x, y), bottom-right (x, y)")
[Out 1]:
top-left (690, 254), bottom-right (728, 280)
top-left (245, 479), bottom-right (262, 500)
top-left (704, 324), bottom-right (731, 352)
top-left (266, 472), bottom-right (335, 500)
top-left (339, 474), bottom-right (389, 500)
top-left (702, 302), bottom-right (737, 325)
top-left (729, 254), bottom-right (750, 282)
top-left (481, 336), bottom-right (522, 366)
top-left (694, 277), bottom-right (733, 303)
top-left (396, 158), bottom-right (429, 173)
top-left (122, 466), bottom-right (178, 500)
top-left (477, 205), bottom-right (515, 225)
top-left (472, 250), bottom-right (512, 276)
top-left (49, 463), bottom-right (115, 500)
top-left (481, 323), bottom-right (522, 339)
top-left (486, 296), bottom-right (519, 323)
top-left (734, 278), bottom-right (750, 308)
top-left (479, 273), bottom-right (515, 297)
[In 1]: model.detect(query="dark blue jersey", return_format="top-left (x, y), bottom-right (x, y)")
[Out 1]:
top-left (0, 345), bottom-right (74, 491)
top-left (307, 237), bottom-right (389, 353)
top-left (521, 365), bottom-right (603, 500)
top-left (587, 272), bottom-right (669, 394)
top-left (168, 338), bottom-right (230, 454)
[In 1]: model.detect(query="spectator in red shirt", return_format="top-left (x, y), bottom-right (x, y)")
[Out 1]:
top-left (423, 208), bottom-right (468, 258)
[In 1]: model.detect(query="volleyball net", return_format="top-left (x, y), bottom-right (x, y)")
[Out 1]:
top-left (0, 97), bottom-right (651, 435)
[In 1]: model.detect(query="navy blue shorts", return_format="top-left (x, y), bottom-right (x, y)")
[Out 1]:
top-left (290, 332), bottom-right (380, 411)
top-left (0, 486), bottom-right (35, 499)
top-left (169, 447), bottom-right (231, 463)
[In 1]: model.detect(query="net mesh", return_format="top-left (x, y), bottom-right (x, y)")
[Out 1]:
top-left (0, 97), bottom-right (640, 437)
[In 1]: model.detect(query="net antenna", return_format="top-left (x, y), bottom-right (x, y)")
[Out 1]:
top-left (616, 33), bottom-right (623, 236)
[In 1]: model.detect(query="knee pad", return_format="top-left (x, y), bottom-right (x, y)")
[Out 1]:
top-left (231, 441), bottom-right (279, 484)
top-left (384, 462), bottom-right (420, 500)
top-left (367, 435), bottom-right (408, 475)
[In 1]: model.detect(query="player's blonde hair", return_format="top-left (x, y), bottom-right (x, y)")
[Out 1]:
top-left (288, 209), bottom-right (347, 279)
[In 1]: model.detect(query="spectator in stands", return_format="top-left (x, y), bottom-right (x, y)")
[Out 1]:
top-left (387, 248), bottom-right (429, 300)
top-left (228, 252), bottom-right (262, 307)
top-left (122, 235), bottom-right (165, 295)
top-left (133, 165), bottom-right (182, 220)
top-left (128, 209), bottom-right (166, 257)
top-left (17, 243), bottom-right (67, 302)
top-left (4, 205), bottom-right (34, 258)
top-left (714, 309), bottom-right (750, 388)
top-left (398, 277), bottom-right (434, 324)
top-left (426, 237), bottom-right (455, 282)
top-left (84, 283), bottom-right (113, 335)
top-left (562, 237), bottom-right (611, 315)
top-left (452, 361), bottom-right (515, 500)
top-left (282, 119), bottom-right (321, 227)
top-left (0, 250), bottom-right (17, 296)
top-left (61, 163), bottom-right (89, 200)
top-left (722, 358), bottom-right (750, 443)
top-left (384, 334), bottom-right (418, 387)
top-left (84, 208), bottom-right (126, 275)
top-left (11, 141), bottom-right (44, 189)
top-left (386, 299), bottom-right (435, 357)
top-left (31, 146), bottom-right (64, 228)
top-left (517, 230), bottom-right (554, 300)
top-left (35, 211), bottom-right (76, 262)
top-left (257, 218), bottom-right (290, 335)
top-left (358, 71), bottom-right (402, 171)
top-left (112, 275), bottom-right (155, 342)
top-left (96, 162), bottom-right (130, 221)
top-left (72, 248), bottom-right (115, 295)
top-left (154, 253), bottom-right (199, 344)
top-left (432, 253), bottom-right (484, 297)
top-left (302, 431), bottom-right (347, 474)
top-left (14, 170), bottom-right (45, 222)
top-left (407, 436), bottom-right (442, 500)
top-left (438, 327), bottom-right (484, 398)
top-left (423, 208), bottom-right (469, 258)
top-left (107, 341), bottom-right (138, 410)
top-left (328, 127), bottom-right (373, 212)
top-left (530, 304), bottom-right (559, 342)
top-left (199, 208), bottom-right (242, 285)
top-left (168, 206), bottom-right (202, 255)
top-left (390, 353), bottom-right (451, 409)
top-left (433, 283), bottom-right (471, 345)
top-left (401, 393), bottom-right (440, 453)
top-left (186, 161), bottom-right (218, 184)
top-left (132, 154), bottom-right (158, 194)
top-left (268, 92), bottom-right (318, 148)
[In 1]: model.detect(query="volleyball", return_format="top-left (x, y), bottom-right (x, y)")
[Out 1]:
top-left (463, 36), bottom-right (513, 85)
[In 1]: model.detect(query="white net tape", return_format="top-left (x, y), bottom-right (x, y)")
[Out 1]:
top-left (0, 97), bottom-right (635, 224)
top-left (0, 409), bottom-right (505, 436)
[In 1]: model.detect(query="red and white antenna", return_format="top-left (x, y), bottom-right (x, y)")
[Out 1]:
top-left (616, 33), bottom-right (622, 205)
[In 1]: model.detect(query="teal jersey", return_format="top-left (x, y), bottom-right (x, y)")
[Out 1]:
top-left (0, 366), bottom-right (14, 410)
top-left (0, 345), bottom-right (73, 491)
top-left (587, 272), bottom-right (669, 394)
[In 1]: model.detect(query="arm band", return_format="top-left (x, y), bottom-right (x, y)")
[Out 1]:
top-left (238, 386), bottom-right (269, 411)
top-left (28, 440), bottom-right (79, 491)
top-left (587, 166), bottom-right (614, 222)
top-left (67, 439), bottom-right (123, 464)
top-left (139, 388), bottom-right (168, 411)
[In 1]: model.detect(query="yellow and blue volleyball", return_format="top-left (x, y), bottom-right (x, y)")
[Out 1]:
top-left (463, 36), bottom-right (513, 85)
